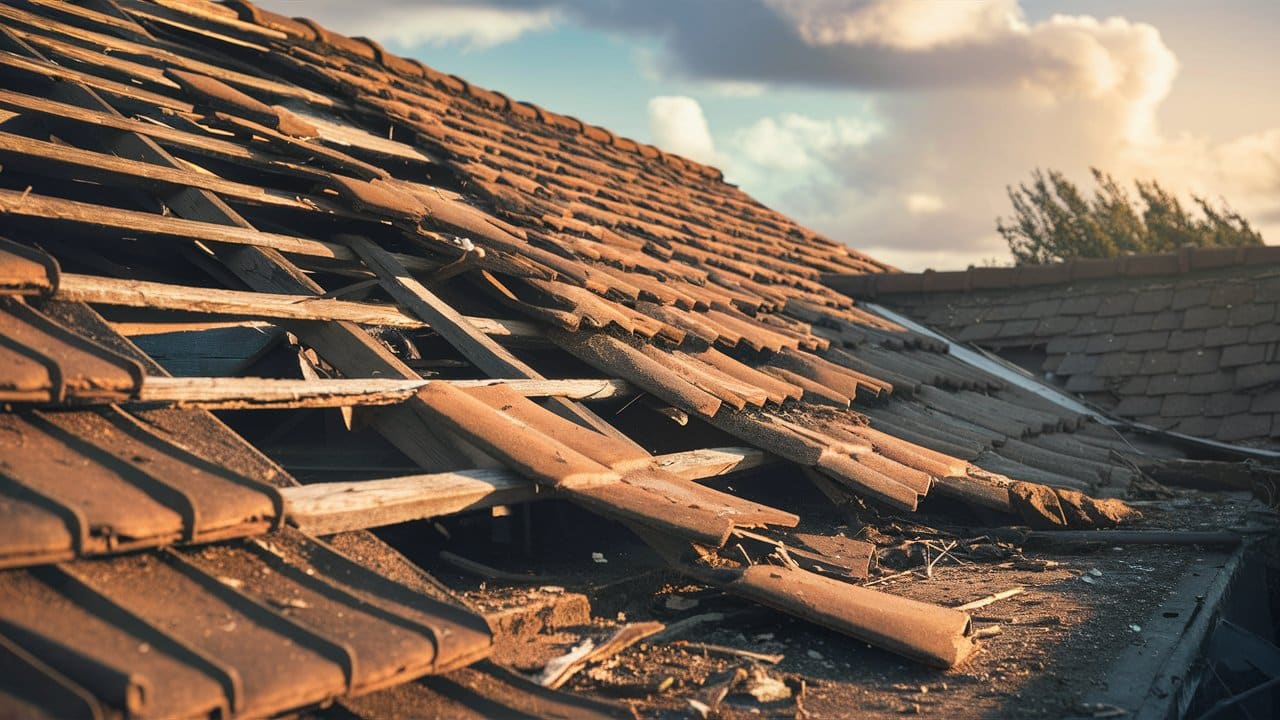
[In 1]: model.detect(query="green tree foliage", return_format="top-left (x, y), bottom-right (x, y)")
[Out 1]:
top-left (997, 168), bottom-right (1262, 265)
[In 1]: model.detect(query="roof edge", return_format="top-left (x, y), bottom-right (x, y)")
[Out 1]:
top-left (223, 0), bottom-right (726, 182)
top-left (824, 244), bottom-right (1280, 298)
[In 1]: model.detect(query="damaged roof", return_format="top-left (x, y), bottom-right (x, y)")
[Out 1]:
top-left (831, 247), bottom-right (1280, 448)
top-left (0, 0), bottom-right (1215, 716)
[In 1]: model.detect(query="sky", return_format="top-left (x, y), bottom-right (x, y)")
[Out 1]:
top-left (259, 0), bottom-right (1280, 271)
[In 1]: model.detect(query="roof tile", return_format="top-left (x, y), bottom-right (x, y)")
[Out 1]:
top-left (1204, 326), bottom-right (1251, 347)
top-left (1209, 282), bottom-right (1254, 307)
top-left (1072, 316), bottom-right (1115, 336)
top-left (1182, 306), bottom-right (1228, 329)
top-left (1112, 314), bottom-right (1154, 334)
top-left (1035, 316), bottom-right (1078, 337)
top-left (1055, 353), bottom-right (1098, 376)
top-left (1220, 343), bottom-right (1268, 368)
top-left (1058, 294), bottom-right (1103, 315)
top-left (1146, 374), bottom-right (1190, 395)
top-left (1215, 413), bottom-right (1272, 442)
top-left (1162, 394), bottom-right (1207, 417)
top-left (1084, 333), bottom-right (1120, 354)
top-left (1237, 362), bottom-right (1280, 389)
top-left (1177, 348), bottom-right (1220, 375)
top-left (1174, 416), bottom-right (1221, 437)
top-left (1150, 311), bottom-right (1182, 330)
top-left (1255, 276), bottom-right (1280, 303)
top-left (1113, 396), bottom-right (1162, 417)
top-left (1167, 329), bottom-right (1205, 351)
top-left (1021, 298), bottom-right (1062, 318)
top-left (1125, 331), bottom-right (1170, 352)
top-left (1095, 294), bottom-right (1136, 317)
top-left (1045, 335), bottom-right (1089, 354)
top-left (1253, 391), bottom-right (1280, 413)
top-left (1137, 351), bottom-right (1180, 375)
top-left (1227, 303), bottom-right (1275, 327)
top-left (1131, 288), bottom-right (1174, 313)
top-left (1249, 323), bottom-right (1280, 343)
top-left (1170, 287), bottom-right (1211, 310)
top-left (1064, 374), bottom-right (1109, 392)
top-left (1205, 394), bottom-right (1252, 417)
top-left (1095, 352), bottom-right (1143, 377)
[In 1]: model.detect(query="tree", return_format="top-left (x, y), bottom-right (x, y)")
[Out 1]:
top-left (997, 168), bottom-right (1262, 265)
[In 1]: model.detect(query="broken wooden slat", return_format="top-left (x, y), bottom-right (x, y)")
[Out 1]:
top-left (56, 273), bottom-right (542, 338)
top-left (133, 376), bottom-right (631, 410)
top-left (283, 446), bottom-right (776, 535)
top-left (0, 129), bottom-right (310, 210)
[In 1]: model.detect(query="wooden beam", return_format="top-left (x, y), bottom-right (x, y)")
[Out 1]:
top-left (58, 273), bottom-right (543, 338)
top-left (343, 233), bottom-right (633, 441)
top-left (133, 376), bottom-right (631, 409)
top-left (283, 447), bottom-right (771, 535)
top-left (0, 129), bottom-right (310, 210)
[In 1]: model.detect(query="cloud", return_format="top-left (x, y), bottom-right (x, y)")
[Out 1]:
top-left (647, 96), bottom-right (718, 165)
top-left (254, 1), bottom-right (558, 49)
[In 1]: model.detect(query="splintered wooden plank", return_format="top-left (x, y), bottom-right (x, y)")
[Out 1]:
top-left (0, 188), bottom-right (350, 260)
top-left (136, 376), bottom-right (631, 410)
top-left (343, 234), bottom-right (632, 440)
top-left (283, 447), bottom-right (774, 535)
top-left (0, 130), bottom-right (309, 210)
top-left (56, 273), bottom-right (541, 338)
top-left (344, 235), bottom-right (543, 380)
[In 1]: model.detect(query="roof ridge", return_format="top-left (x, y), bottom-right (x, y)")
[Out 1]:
top-left (828, 244), bottom-right (1280, 297)
top-left (223, 0), bottom-right (726, 182)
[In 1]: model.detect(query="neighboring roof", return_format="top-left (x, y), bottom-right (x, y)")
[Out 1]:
top-left (830, 250), bottom-right (1280, 447)
top-left (0, 0), bottom-right (1208, 714)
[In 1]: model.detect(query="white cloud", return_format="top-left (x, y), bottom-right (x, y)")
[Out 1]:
top-left (767, 0), bottom-right (1022, 51)
top-left (647, 96), bottom-right (719, 165)
top-left (256, 2), bottom-right (558, 49)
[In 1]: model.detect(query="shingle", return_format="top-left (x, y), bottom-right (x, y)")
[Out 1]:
top-left (1150, 311), bottom-right (1182, 330)
top-left (1186, 370), bottom-right (1236, 394)
top-left (1254, 391), bottom-right (1280, 413)
top-left (1167, 330), bottom-right (1205, 351)
top-left (1085, 333), bottom-right (1120, 354)
top-left (1035, 315), bottom-right (1078, 336)
top-left (1182, 306), bottom-right (1228, 330)
top-left (1177, 348), bottom-right (1220, 374)
top-left (1126, 331), bottom-right (1170, 352)
top-left (1256, 276), bottom-right (1280, 303)
top-left (1117, 376), bottom-right (1150, 395)
top-left (1220, 343), bottom-right (1267, 368)
top-left (1096, 294), bottom-right (1136, 317)
top-left (1175, 416), bottom-right (1222, 437)
top-left (1112, 314), bottom-right (1154, 334)
top-left (1073, 316), bottom-right (1115, 336)
top-left (1208, 282), bottom-right (1253, 307)
top-left (1132, 288), bottom-right (1174, 313)
top-left (1147, 374), bottom-right (1190, 395)
top-left (955, 322), bottom-right (1003, 342)
top-left (1204, 394), bottom-right (1252, 417)
top-left (984, 303), bottom-right (1029, 322)
top-left (1204, 326), bottom-right (1250, 347)
top-left (1216, 413), bottom-right (1272, 442)
top-left (1170, 287), bottom-right (1212, 310)
top-left (1095, 352), bottom-right (1143, 377)
top-left (1055, 353), bottom-right (1099, 376)
top-left (1000, 319), bottom-right (1039, 338)
top-left (1227, 303), bottom-right (1274, 327)
top-left (1022, 299), bottom-right (1062, 319)
top-left (1045, 335), bottom-right (1089, 354)
top-left (1059, 294), bottom-right (1103, 315)
top-left (1162, 394), bottom-right (1207, 417)
top-left (1113, 396), bottom-right (1163, 417)
top-left (1065, 374), bottom-right (1108, 392)
top-left (1237, 362), bottom-right (1280, 389)
top-left (1249, 323), bottom-right (1280, 343)
top-left (1137, 351), bottom-right (1181, 375)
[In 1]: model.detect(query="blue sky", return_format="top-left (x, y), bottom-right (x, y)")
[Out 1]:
top-left (261, 1), bottom-right (1280, 270)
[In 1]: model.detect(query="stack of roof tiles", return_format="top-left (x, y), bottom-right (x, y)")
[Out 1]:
top-left (832, 248), bottom-right (1280, 447)
top-left (0, 0), bottom-right (1180, 714)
